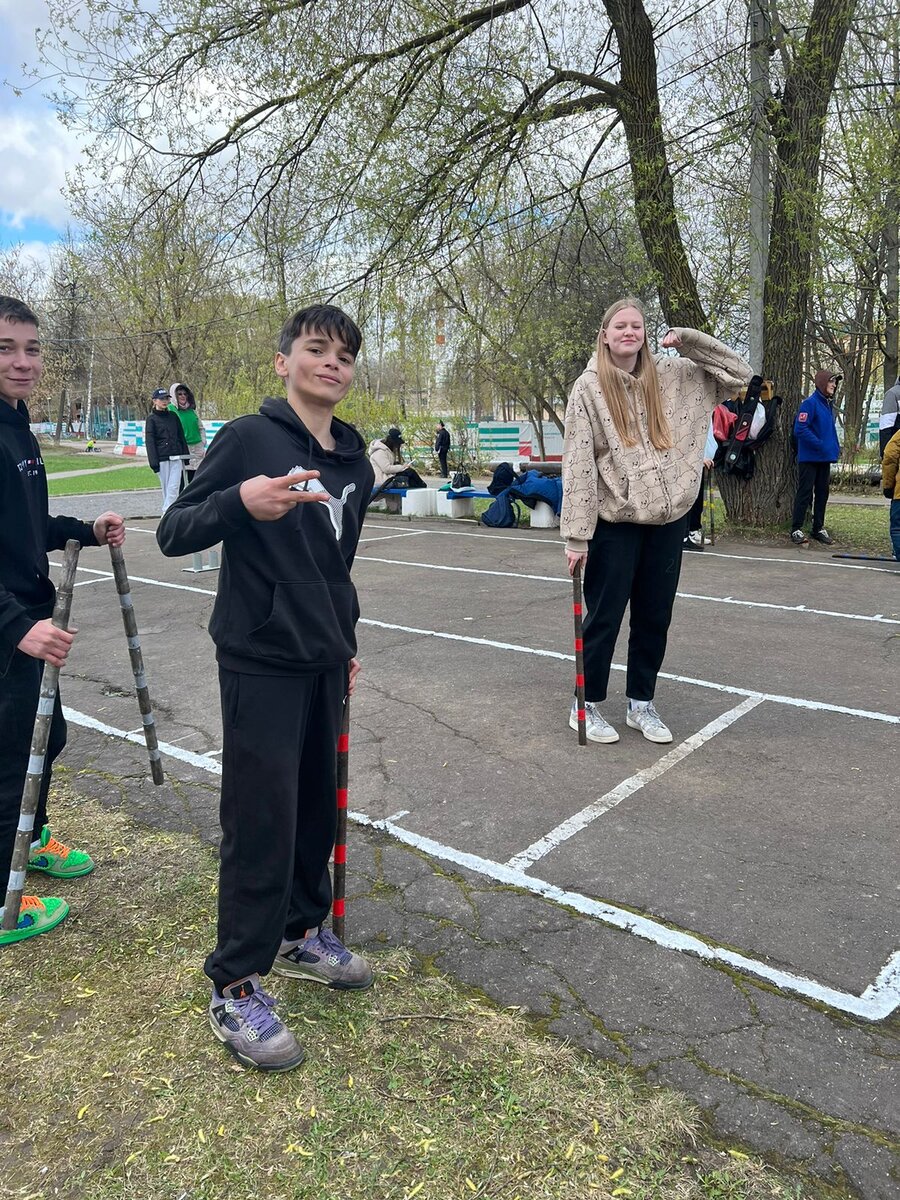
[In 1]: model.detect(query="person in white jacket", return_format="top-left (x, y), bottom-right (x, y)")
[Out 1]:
top-left (368, 427), bottom-right (408, 487)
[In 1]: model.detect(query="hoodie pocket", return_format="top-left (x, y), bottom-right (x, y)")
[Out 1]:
top-left (247, 581), bottom-right (358, 665)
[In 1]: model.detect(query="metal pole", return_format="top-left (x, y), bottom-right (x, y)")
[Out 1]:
top-left (108, 544), bottom-right (164, 785)
top-left (332, 700), bottom-right (350, 940)
top-left (572, 563), bottom-right (587, 746)
top-left (2, 540), bottom-right (80, 931)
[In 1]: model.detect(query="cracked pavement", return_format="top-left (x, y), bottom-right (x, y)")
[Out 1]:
top-left (42, 506), bottom-right (900, 1198)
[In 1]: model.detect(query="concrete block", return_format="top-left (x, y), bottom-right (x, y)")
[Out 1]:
top-left (530, 500), bottom-right (559, 528)
top-left (445, 496), bottom-right (475, 519)
top-left (401, 488), bottom-right (438, 517)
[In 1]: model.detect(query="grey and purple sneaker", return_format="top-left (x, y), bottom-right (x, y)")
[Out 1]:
top-left (273, 927), bottom-right (374, 991)
top-left (208, 975), bottom-right (305, 1072)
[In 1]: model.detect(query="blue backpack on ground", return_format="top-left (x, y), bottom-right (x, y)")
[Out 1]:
top-left (480, 491), bottom-right (523, 527)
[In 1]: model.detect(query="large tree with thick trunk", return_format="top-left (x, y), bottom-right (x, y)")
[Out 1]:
top-left (43, 0), bottom-right (858, 521)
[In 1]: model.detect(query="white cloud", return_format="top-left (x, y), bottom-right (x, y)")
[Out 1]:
top-left (0, 0), bottom-right (93, 235)
top-left (0, 109), bottom-right (85, 229)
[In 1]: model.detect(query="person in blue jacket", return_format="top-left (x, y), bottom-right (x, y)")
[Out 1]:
top-left (790, 370), bottom-right (841, 546)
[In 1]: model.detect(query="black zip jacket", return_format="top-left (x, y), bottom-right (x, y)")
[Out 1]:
top-left (145, 408), bottom-right (189, 472)
top-left (0, 399), bottom-right (97, 673)
top-left (156, 397), bottom-right (375, 673)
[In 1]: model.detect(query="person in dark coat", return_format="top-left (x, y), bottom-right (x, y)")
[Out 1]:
top-left (145, 387), bottom-right (189, 513)
top-left (434, 421), bottom-right (451, 477)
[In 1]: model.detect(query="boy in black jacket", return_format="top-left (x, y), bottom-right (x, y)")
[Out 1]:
top-left (0, 296), bottom-right (125, 946)
top-left (157, 305), bottom-right (375, 1072)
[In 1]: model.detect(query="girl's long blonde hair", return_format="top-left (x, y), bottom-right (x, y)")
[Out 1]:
top-left (595, 297), bottom-right (672, 450)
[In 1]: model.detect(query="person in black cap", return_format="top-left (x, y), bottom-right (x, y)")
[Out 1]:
top-left (790, 370), bottom-right (841, 546)
top-left (146, 387), bottom-right (189, 513)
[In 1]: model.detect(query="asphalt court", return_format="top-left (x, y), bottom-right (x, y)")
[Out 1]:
top-left (50, 514), bottom-right (900, 1020)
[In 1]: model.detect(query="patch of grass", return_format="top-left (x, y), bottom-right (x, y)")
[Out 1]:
top-left (48, 466), bottom-right (159, 496)
top-left (39, 452), bottom-right (118, 474)
top-left (724, 503), bottom-right (891, 557)
top-left (2, 788), bottom-right (826, 1200)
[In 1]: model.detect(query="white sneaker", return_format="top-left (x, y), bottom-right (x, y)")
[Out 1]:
top-left (569, 699), bottom-right (619, 743)
top-left (625, 702), bottom-right (673, 743)
top-left (685, 529), bottom-right (703, 549)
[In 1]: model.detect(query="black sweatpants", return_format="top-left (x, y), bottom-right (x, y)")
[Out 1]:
top-left (205, 665), bottom-right (346, 991)
top-left (438, 450), bottom-right (449, 477)
top-left (686, 478), bottom-right (705, 533)
top-left (791, 462), bottom-right (831, 533)
top-left (581, 518), bottom-right (685, 704)
top-left (0, 652), bottom-right (67, 891)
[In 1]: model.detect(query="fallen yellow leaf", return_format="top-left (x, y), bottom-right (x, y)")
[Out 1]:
top-left (76, 1105), bottom-right (90, 1121)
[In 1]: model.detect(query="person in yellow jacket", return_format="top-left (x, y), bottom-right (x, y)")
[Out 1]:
top-left (882, 428), bottom-right (900, 561)
top-left (562, 296), bottom-right (751, 745)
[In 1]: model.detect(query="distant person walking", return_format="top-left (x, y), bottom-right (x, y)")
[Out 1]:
top-left (562, 296), bottom-right (751, 746)
top-left (882, 428), bottom-right (900, 561)
top-left (790, 370), bottom-right (841, 546)
top-left (146, 388), bottom-right (189, 514)
top-left (880, 375), bottom-right (900, 458)
top-left (169, 382), bottom-right (206, 487)
top-left (434, 421), bottom-right (451, 478)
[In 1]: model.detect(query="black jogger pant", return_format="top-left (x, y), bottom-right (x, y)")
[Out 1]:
top-left (581, 518), bottom-right (686, 704)
top-left (205, 665), bottom-right (346, 991)
top-left (0, 652), bottom-right (67, 890)
top-left (438, 450), bottom-right (449, 477)
top-left (686, 478), bottom-right (705, 533)
top-left (791, 461), bottom-right (831, 533)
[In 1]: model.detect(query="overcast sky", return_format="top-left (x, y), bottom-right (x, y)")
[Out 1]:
top-left (0, 0), bottom-right (85, 262)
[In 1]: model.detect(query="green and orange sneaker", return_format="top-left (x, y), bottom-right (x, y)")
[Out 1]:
top-left (28, 826), bottom-right (95, 878)
top-left (0, 895), bottom-right (69, 946)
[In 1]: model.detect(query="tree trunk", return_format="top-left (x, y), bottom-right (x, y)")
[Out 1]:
top-left (604, 0), bottom-right (707, 330)
top-left (753, 0), bottom-right (857, 521)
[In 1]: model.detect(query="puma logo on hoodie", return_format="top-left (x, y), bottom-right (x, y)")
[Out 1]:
top-left (288, 469), bottom-right (356, 540)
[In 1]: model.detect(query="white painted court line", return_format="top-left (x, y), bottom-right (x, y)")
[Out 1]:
top-left (352, 812), bottom-right (900, 1022)
top-left (357, 555), bottom-right (900, 627)
top-left (63, 707), bottom-right (223, 774)
top-left (357, 531), bottom-right (429, 545)
top-left (391, 523), bottom-right (899, 573)
top-left (506, 697), bottom-right (764, 872)
top-left (361, 617), bottom-right (900, 724)
top-left (60, 703), bottom-right (900, 1020)
top-left (48, 562), bottom-right (900, 723)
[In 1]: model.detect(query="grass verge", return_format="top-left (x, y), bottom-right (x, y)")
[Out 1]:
top-left (723, 503), bottom-right (892, 557)
top-left (48, 465), bottom-right (159, 496)
top-left (2, 787), bottom-right (826, 1200)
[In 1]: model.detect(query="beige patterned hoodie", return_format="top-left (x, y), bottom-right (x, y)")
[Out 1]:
top-left (561, 328), bottom-right (752, 552)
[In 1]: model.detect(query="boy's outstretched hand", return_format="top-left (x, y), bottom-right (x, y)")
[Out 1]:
top-left (239, 473), bottom-right (329, 521)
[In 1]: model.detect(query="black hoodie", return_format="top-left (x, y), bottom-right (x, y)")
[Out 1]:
top-left (0, 399), bottom-right (97, 673)
top-left (156, 397), bottom-right (375, 674)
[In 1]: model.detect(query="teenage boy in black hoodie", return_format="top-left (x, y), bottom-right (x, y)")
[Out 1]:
top-left (0, 296), bottom-right (125, 947)
top-left (157, 304), bottom-right (375, 1072)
